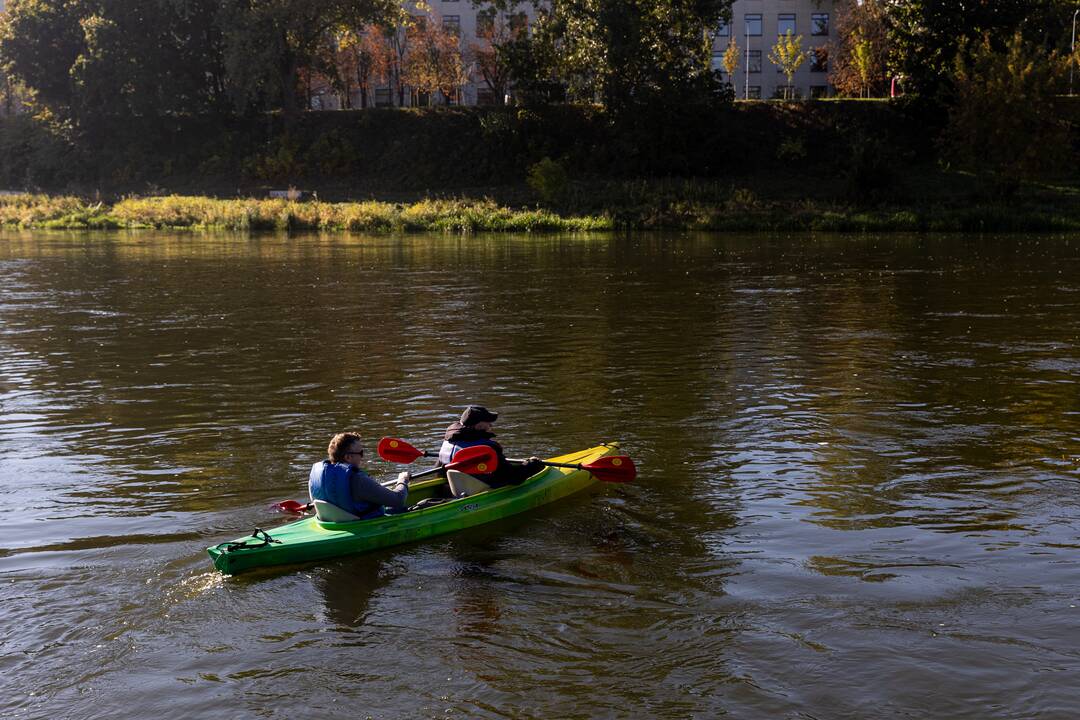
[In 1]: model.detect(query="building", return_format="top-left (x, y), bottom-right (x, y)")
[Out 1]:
top-left (323, 0), bottom-right (837, 108)
top-left (435, 0), bottom-right (839, 103)
top-left (715, 0), bottom-right (838, 99)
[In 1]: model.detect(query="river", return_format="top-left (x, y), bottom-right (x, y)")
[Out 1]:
top-left (0, 230), bottom-right (1078, 719)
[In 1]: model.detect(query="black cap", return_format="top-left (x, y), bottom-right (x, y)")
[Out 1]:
top-left (460, 405), bottom-right (499, 426)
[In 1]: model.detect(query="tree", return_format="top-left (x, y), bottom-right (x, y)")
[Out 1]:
top-left (509, 0), bottom-right (732, 115)
top-left (402, 15), bottom-right (466, 104)
top-left (941, 32), bottom-right (1069, 192)
top-left (882, 0), bottom-right (1075, 97)
top-left (830, 0), bottom-right (889, 98)
top-left (851, 32), bottom-right (874, 97)
top-left (0, 0), bottom-right (227, 120)
top-left (769, 29), bottom-right (805, 99)
top-left (722, 38), bottom-right (740, 92)
top-left (73, 0), bottom-right (227, 118)
top-left (467, 6), bottom-right (527, 105)
top-left (0, 0), bottom-right (84, 114)
top-left (217, 0), bottom-right (398, 119)
top-left (313, 25), bottom-right (380, 109)
top-left (365, 19), bottom-right (416, 107)
top-left (0, 48), bottom-right (16, 115)
top-left (483, 5), bottom-right (563, 106)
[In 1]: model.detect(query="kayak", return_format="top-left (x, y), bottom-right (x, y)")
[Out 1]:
top-left (207, 442), bottom-right (621, 575)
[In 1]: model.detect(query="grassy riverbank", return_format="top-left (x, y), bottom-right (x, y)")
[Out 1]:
top-left (4, 192), bottom-right (1080, 234)
top-left (0, 194), bottom-right (611, 233)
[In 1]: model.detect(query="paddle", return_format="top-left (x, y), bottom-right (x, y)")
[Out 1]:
top-left (410, 444), bottom-right (498, 480)
top-left (377, 437), bottom-right (634, 483)
top-left (377, 437), bottom-right (502, 479)
top-left (273, 445), bottom-right (499, 514)
top-left (377, 436), bottom-right (432, 464)
top-left (509, 455), bottom-right (637, 483)
top-left (274, 499), bottom-right (312, 514)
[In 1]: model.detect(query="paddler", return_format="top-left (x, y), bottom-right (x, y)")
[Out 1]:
top-left (310, 432), bottom-right (411, 519)
top-left (438, 405), bottom-right (544, 488)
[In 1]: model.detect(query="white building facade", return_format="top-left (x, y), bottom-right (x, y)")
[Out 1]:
top-left (715, 0), bottom-right (838, 99)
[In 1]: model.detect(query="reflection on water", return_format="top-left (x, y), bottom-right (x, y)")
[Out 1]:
top-left (0, 230), bottom-right (1078, 719)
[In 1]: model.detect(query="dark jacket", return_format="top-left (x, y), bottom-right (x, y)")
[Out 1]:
top-left (437, 423), bottom-right (543, 488)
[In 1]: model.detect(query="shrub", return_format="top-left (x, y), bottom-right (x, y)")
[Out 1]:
top-left (526, 157), bottom-right (569, 204)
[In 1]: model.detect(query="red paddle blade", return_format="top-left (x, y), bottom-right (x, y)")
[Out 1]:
top-left (274, 499), bottom-right (311, 514)
top-left (583, 455), bottom-right (636, 483)
top-left (378, 437), bottom-right (425, 464)
top-left (446, 445), bottom-right (498, 475)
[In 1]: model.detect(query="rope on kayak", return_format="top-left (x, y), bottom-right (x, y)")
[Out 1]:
top-left (222, 528), bottom-right (282, 553)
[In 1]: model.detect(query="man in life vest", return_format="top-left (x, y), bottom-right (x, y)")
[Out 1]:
top-left (438, 405), bottom-right (544, 488)
top-left (310, 432), bottom-right (411, 519)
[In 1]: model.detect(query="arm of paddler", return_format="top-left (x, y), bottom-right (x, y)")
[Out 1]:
top-left (351, 469), bottom-right (410, 509)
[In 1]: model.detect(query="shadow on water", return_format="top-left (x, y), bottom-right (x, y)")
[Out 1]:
top-left (310, 554), bottom-right (394, 629)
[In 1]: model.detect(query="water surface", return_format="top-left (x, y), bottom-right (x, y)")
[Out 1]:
top-left (0, 231), bottom-right (1078, 719)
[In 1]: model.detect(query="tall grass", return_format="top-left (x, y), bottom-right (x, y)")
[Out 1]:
top-left (1, 192), bottom-right (1078, 234)
top-left (1, 194), bottom-right (610, 233)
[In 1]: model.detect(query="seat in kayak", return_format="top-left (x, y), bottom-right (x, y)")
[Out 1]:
top-left (446, 470), bottom-right (491, 498)
top-left (313, 499), bottom-right (363, 523)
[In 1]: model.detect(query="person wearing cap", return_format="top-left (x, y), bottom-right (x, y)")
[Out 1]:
top-left (309, 431), bottom-right (411, 520)
top-left (437, 406), bottom-right (544, 488)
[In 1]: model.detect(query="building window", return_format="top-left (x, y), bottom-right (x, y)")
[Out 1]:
top-left (442, 15), bottom-right (460, 35)
top-left (747, 86), bottom-right (762, 99)
top-left (771, 85), bottom-right (801, 100)
top-left (747, 50), bottom-right (762, 73)
top-left (812, 13), bottom-right (829, 36)
top-left (711, 50), bottom-right (724, 71)
top-left (507, 12), bottom-right (528, 35)
top-left (777, 13), bottom-right (795, 36)
top-left (717, 20), bottom-right (730, 37)
top-left (374, 88), bottom-right (392, 107)
top-left (476, 9), bottom-right (495, 36)
top-left (810, 46), bottom-right (828, 72)
top-left (810, 85), bottom-right (829, 99)
top-left (477, 88), bottom-right (496, 105)
top-left (744, 14), bottom-right (762, 36)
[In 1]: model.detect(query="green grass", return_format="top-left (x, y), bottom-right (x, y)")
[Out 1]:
top-left (2, 192), bottom-right (1080, 234)
top-left (0, 194), bottom-right (611, 233)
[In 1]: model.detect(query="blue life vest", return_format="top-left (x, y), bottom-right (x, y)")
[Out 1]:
top-left (438, 438), bottom-right (497, 465)
top-left (309, 461), bottom-right (380, 518)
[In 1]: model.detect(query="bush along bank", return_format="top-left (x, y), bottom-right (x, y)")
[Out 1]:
top-left (4, 192), bottom-right (1080, 234)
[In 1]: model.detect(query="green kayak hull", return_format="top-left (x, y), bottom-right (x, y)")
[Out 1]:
top-left (207, 443), bottom-right (620, 575)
